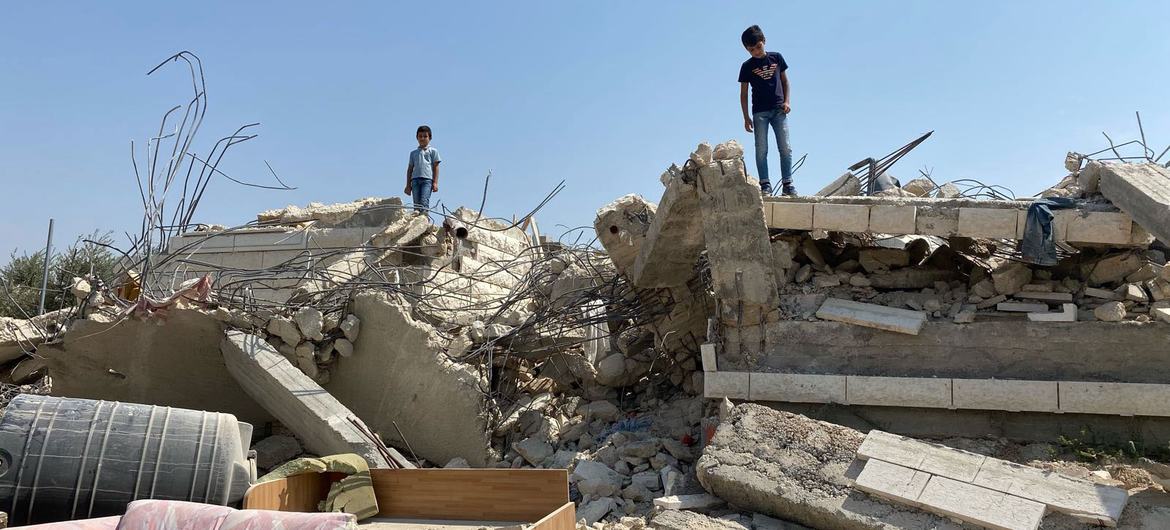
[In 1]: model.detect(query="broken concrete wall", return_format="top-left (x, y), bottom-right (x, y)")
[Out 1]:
top-left (1099, 162), bottom-right (1170, 245)
top-left (629, 176), bottom-right (704, 288)
top-left (745, 320), bottom-right (1170, 382)
top-left (326, 291), bottom-right (495, 466)
top-left (594, 194), bottom-right (656, 274)
top-left (39, 309), bottom-right (272, 425)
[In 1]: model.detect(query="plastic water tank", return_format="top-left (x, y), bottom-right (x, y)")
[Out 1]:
top-left (0, 394), bottom-right (255, 525)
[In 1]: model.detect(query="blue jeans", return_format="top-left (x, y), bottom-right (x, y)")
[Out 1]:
top-left (411, 178), bottom-right (433, 212)
top-left (752, 109), bottom-right (793, 188)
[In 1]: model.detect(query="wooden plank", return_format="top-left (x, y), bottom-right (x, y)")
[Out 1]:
top-left (242, 472), bottom-right (339, 512)
top-left (371, 469), bottom-right (568, 522)
top-left (815, 298), bottom-right (926, 335)
top-left (531, 502), bottom-right (577, 530)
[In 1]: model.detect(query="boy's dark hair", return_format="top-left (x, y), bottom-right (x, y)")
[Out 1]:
top-left (416, 125), bottom-right (432, 138)
top-left (741, 25), bottom-right (765, 47)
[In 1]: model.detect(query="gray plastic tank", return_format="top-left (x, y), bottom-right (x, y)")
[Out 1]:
top-left (0, 394), bottom-right (255, 525)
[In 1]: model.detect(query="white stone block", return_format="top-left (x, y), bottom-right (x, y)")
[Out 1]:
top-left (847, 376), bottom-right (953, 409)
top-left (1026, 303), bottom-right (1077, 322)
top-left (769, 202), bottom-right (813, 230)
top-left (703, 371), bottom-right (749, 400)
top-left (700, 343), bottom-right (717, 372)
top-left (857, 430), bottom-right (984, 481)
top-left (974, 458), bottom-right (1128, 526)
top-left (915, 209), bottom-right (959, 236)
top-left (957, 208), bottom-right (1018, 239)
top-left (952, 379), bottom-right (1058, 413)
top-left (812, 203), bottom-right (870, 232)
top-left (748, 372), bottom-right (846, 403)
top-left (652, 493), bottom-right (725, 511)
top-left (869, 205), bottom-right (917, 234)
top-left (1059, 381), bottom-right (1170, 417)
top-left (853, 459), bottom-right (930, 508)
top-left (917, 475), bottom-right (1045, 530)
top-left (1065, 212), bottom-right (1133, 244)
top-left (816, 298), bottom-right (926, 335)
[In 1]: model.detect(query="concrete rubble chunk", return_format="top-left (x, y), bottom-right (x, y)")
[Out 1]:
top-left (1098, 162), bottom-right (1170, 245)
top-left (996, 302), bottom-right (1049, 313)
top-left (652, 493), bottom-right (725, 511)
top-left (572, 459), bottom-right (624, 497)
top-left (815, 298), bottom-right (927, 335)
top-left (594, 194), bottom-right (656, 273)
top-left (339, 314), bottom-right (361, 342)
top-left (650, 510), bottom-right (749, 530)
top-left (816, 171), bottom-right (862, 197)
top-left (252, 434), bottom-right (303, 470)
top-left (293, 306), bottom-right (325, 341)
top-left (266, 317), bottom-right (302, 346)
top-left (629, 175), bottom-right (704, 288)
top-left (1026, 302), bottom-right (1077, 322)
top-left (712, 139), bottom-right (744, 160)
top-left (220, 331), bottom-right (404, 468)
top-left (696, 403), bottom-right (956, 530)
top-left (690, 141), bottom-right (713, 167)
top-left (1088, 252), bottom-right (1145, 286)
top-left (1094, 301), bottom-right (1127, 322)
top-left (992, 261), bottom-right (1032, 295)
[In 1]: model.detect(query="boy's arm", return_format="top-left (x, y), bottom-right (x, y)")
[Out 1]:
top-left (431, 162), bottom-right (439, 192)
top-left (405, 164), bottom-right (414, 194)
top-left (780, 71), bottom-right (791, 113)
top-left (740, 82), bottom-right (752, 132)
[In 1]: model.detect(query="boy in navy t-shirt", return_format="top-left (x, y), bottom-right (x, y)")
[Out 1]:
top-left (738, 25), bottom-right (796, 196)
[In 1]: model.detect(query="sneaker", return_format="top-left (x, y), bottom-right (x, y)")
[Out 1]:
top-left (759, 181), bottom-right (773, 195)
top-left (782, 183), bottom-right (798, 196)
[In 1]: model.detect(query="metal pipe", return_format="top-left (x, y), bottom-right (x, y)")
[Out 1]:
top-left (37, 218), bottom-right (55, 315)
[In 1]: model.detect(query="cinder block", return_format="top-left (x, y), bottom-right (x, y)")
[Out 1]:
top-left (869, 204), bottom-right (917, 234)
top-left (974, 458), bottom-right (1128, 526)
top-left (847, 376), bottom-right (953, 409)
top-left (1026, 303), bottom-right (1077, 322)
top-left (853, 459), bottom-right (930, 508)
top-left (917, 475), bottom-right (1046, 530)
top-left (218, 251), bottom-right (266, 270)
top-left (703, 371), bottom-right (749, 400)
top-left (748, 372), bottom-right (846, 403)
top-left (857, 430), bottom-right (985, 482)
top-left (233, 229), bottom-right (307, 249)
top-left (957, 208), bottom-right (1018, 239)
top-left (769, 201), bottom-right (814, 230)
top-left (259, 250), bottom-right (307, 268)
top-left (952, 379), bottom-right (1058, 413)
top-left (1059, 381), bottom-right (1170, 417)
top-left (700, 343), bottom-right (717, 372)
top-left (1065, 212), bottom-right (1133, 244)
top-left (812, 203), bottom-right (869, 232)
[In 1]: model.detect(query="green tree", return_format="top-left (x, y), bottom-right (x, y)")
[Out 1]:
top-left (0, 232), bottom-right (119, 318)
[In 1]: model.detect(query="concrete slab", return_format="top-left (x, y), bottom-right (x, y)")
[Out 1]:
top-left (1099, 162), bottom-right (1170, 244)
top-left (857, 431), bottom-right (983, 482)
top-left (770, 202), bottom-right (814, 230)
top-left (957, 208), bottom-right (1018, 239)
top-left (1082, 287), bottom-right (1118, 300)
top-left (868, 204), bottom-right (917, 234)
top-left (917, 475), bottom-right (1045, 530)
top-left (1013, 291), bottom-right (1073, 302)
top-left (748, 373), bottom-right (846, 403)
top-left (704, 371), bottom-right (750, 399)
top-left (847, 376), bottom-right (953, 409)
top-left (853, 459), bottom-right (930, 508)
top-left (973, 458), bottom-right (1128, 526)
top-left (815, 298), bottom-right (926, 335)
top-left (996, 302), bottom-right (1049, 312)
top-left (1026, 303), bottom-right (1077, 322)
top-left (812, 203), bottom-right (869, 232)
top-left (629, 178), bottom-right (704, 288)
top-left (1059, 381), bottom-right (1170, 417)
top-left (221, 331), bottom-right (401, 468)
top-left (952, 379), bottom-right (1058, 413)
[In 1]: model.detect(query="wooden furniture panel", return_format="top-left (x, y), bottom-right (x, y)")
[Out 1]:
top-left (531, 502), bottom-right (577, 530)
top-left (242, 472), bottom-right (338, 512)
top-left (371, 469), bottom-right (569, 522)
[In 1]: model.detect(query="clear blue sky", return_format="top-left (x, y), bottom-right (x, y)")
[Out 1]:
top-left (3, 1), bottom-right (1169, 258)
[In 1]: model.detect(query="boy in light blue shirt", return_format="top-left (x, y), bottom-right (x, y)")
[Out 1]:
top-left (404, 125), bottom-right (441, 213)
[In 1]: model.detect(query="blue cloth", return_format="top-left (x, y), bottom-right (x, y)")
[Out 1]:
top-left (738, 51), bottom-right (788, 114)
top-left (411, 178), bottom-right (433, 212)
top-left (752, 108), bottom-right (793, 188)
top-left (408, 146), bottom-right (441, 179)
top-left (1021, 198), bottom-right (1077, 266)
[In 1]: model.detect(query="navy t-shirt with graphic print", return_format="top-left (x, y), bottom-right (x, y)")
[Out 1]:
top-left (738, 51), bottom-right (788, 114)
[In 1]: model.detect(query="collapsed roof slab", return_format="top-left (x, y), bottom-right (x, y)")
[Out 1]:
top-left (763, 196), bottom-right (1152, 246)
top-left (1098, 162), bottom-right (1170, 245)
top-left (628, 177), bottom-right (704, 288)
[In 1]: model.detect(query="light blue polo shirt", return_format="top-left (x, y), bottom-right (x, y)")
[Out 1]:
top-left (409, 146), bottom-right (442, 180)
